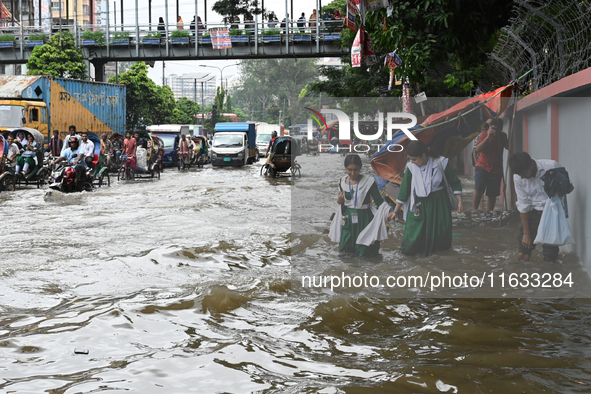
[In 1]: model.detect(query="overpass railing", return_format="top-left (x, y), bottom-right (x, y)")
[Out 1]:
top-left (0, 19), bottom-right (346, 58)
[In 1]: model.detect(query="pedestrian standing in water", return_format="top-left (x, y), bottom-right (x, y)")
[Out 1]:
top-left (329, 154), bottom-right (392, 257)
top-left (472, 118), bottom-right (508, 213)
top-left (508, 151), bottom-right (574, 262)
top-left (389, 141), bottom-right (463, 256)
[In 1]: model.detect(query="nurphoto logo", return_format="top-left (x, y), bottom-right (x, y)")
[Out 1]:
top-left (306, 108), bottom-right (418, 153)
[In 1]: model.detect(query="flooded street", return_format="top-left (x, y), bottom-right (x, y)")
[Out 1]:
top-left (2, 155), bottom-right (591, 393)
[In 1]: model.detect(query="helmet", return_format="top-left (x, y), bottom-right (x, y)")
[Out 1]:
top-left (69, 136), bottom-right (80, 146)
top-left (272, 131), bottom-right (278, 137)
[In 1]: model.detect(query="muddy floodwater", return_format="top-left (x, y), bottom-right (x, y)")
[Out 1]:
top-left (2, 154), bottom-right (591, 393)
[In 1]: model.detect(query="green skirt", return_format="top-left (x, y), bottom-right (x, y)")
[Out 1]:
top-left (340, 207), bottom-right (380, 257)
top-left (16, 156), bottom-right (36, 168)
top-left (400, 189), bottom-right (452, 256)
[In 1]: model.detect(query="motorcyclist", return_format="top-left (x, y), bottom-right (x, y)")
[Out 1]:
top-left (52, 136), bottom-right (87, 191)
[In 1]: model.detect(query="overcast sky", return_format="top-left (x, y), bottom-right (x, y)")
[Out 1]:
top-left (106, 0), bottom-right (324, 86)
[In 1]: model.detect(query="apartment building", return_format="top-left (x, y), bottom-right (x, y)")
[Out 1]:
top-left (167, 74), bottom-right (217, 106)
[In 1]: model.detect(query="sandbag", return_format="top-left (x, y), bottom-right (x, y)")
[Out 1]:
top-left (533, 195), bottom-right (575, 246)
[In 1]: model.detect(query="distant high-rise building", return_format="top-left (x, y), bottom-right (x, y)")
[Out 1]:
top-left (50, 0), bottom-right (96, 26)
top-left (167, 74), bottom-right (217, 106)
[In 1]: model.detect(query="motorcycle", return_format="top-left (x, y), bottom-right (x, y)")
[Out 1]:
top-left (48, 160), bottom-right (93, 193)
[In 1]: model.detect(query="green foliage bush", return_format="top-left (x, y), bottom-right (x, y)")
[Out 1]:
top-left (170, 30), bottom-right (190, 38)
top-left (262, 29), bottom-right (281, 35)
top-left (144, 31), bottom-right (161, 38)
top-left (0, 35), bottom-right (15, 42)
top-left (229, 29), bottom-right (243, 36)
top-left (112, 31), bottom-right (130, 39)
top-left (29, 33), bottom-right (46, 41)
top-left (82, 30), bottom-right (105, 45)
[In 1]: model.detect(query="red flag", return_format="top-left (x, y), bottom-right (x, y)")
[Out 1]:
top-left (351, 27), bottom-right (363, 67)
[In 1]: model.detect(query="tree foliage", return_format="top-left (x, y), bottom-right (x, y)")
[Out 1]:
top-left (212, 0), bottom-right (267, 23)
top-left (233, 59), bottom-right (319, 122)
top-left (26, 31), bottom-right (87, 79)
top-left (311, 0), bottom-right (514, 97)
top-left (321, 0), bottom-right (346, 16)
top-left (176, 97), bottom-right (201, 124)
top-left (109, 62), bottom-right (177, 129)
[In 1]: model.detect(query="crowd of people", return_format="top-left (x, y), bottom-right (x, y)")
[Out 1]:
top-left (155, 8), bottom-right (345, 35)
top-left (328, 120), bottom-right (574, 263)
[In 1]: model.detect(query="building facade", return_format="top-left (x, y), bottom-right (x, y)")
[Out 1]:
top-left (167, 74), bottom-right (217, 106)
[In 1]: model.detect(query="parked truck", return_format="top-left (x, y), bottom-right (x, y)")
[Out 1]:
top-left (211, 122), bottom-right (258, 166)
top-left (255, 122), bottom-right (282, 157)
top-left (0, 76), bottom-right (126, 140)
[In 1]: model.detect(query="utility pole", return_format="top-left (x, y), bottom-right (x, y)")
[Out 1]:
top-left (162, 62), bottom-right (166, 86)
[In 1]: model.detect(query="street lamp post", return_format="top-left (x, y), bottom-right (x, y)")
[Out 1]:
top-left (179, 72), bottom-right (214, 128)
top-left (199, 63), bottom-right (240, 90)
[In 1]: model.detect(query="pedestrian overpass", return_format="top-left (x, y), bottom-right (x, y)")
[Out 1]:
top-left (0, 20), bottom-right (349, 82)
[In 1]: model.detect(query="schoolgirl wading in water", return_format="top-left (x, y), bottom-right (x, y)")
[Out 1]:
top-left (329, 154), bottom-right (391, 257)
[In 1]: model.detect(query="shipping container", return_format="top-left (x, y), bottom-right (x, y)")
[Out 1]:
top-left (0, 76), bottom-right (126, 141)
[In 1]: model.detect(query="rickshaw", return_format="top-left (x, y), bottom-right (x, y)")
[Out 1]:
top-left (108, 133), bottom-right (125, 173)
top-left (260, 136), bottom-right (302, 178)
top-left (86, 132), bottom-right (110, 187)
top-left (7, 128), bottom-right (51, 189)
top-left (0, 134), bottom-right (16, 192)
top-left (290, 135), bottom-right (309, 155)
top-left (151, 134), bottom-right (165, 173)
top-left (118, 131), bottom-right (161, 181)
top-left (307, 134), bottom-right (319, 156)
top-left (190, 135), bottom-right (209, 167)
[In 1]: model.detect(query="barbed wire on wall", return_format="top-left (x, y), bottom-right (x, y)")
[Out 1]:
top-left (487, 0), bottom-right (591, 91)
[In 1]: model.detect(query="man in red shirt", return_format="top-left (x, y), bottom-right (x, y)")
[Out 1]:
top-left (472, 118), bottom-right (508, 212)
top-left (123, 131), bottom-right (137, 169)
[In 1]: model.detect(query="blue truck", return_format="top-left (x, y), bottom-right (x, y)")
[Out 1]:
top-left (211, 122), bottom-right (258, 166)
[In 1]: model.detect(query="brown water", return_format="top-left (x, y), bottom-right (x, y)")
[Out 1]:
top-left (1, 155), bottom-right (590, 393)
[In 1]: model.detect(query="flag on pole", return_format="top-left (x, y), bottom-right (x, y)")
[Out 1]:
top-left (1, 3), bottom-right (19, 26)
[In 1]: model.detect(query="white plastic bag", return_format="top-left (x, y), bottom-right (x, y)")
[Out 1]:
top-left (136, 147), bottom-right (147, 170)
top-left (533, 196), bottom-right (575, 245)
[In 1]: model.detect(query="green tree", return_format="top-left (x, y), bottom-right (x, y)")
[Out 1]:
top-left (109, 62), bottom-right (177, 129)
top-left (233, 59), bottom-right (319, 121)
top-left (212, 0), bottom-right (267, 23)
top-left (311, 0), bottom-right (514, 97)
top-left (225, 94), bottom-right (232, 113)
top-left (152, 85), bottom-right (178, 124)
top-left (176, 97), bottom-right (201, 124)
top-left (26, 31), bottom-right (87, 79)
top-left (321, 0), bottom-right (346, 16)
top-left (263, 103), bottom-right (280, 123)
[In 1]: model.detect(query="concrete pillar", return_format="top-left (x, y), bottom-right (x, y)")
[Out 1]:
top-left (92, 60), bottom-right (106, 81)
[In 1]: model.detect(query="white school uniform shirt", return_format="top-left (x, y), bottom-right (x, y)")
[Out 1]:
top-left (6, 143), bottom-right (19, 168)
top-left (80, 139), bottom-right (94, 159)
top-left (513, 159), bottom-right (560, 213)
